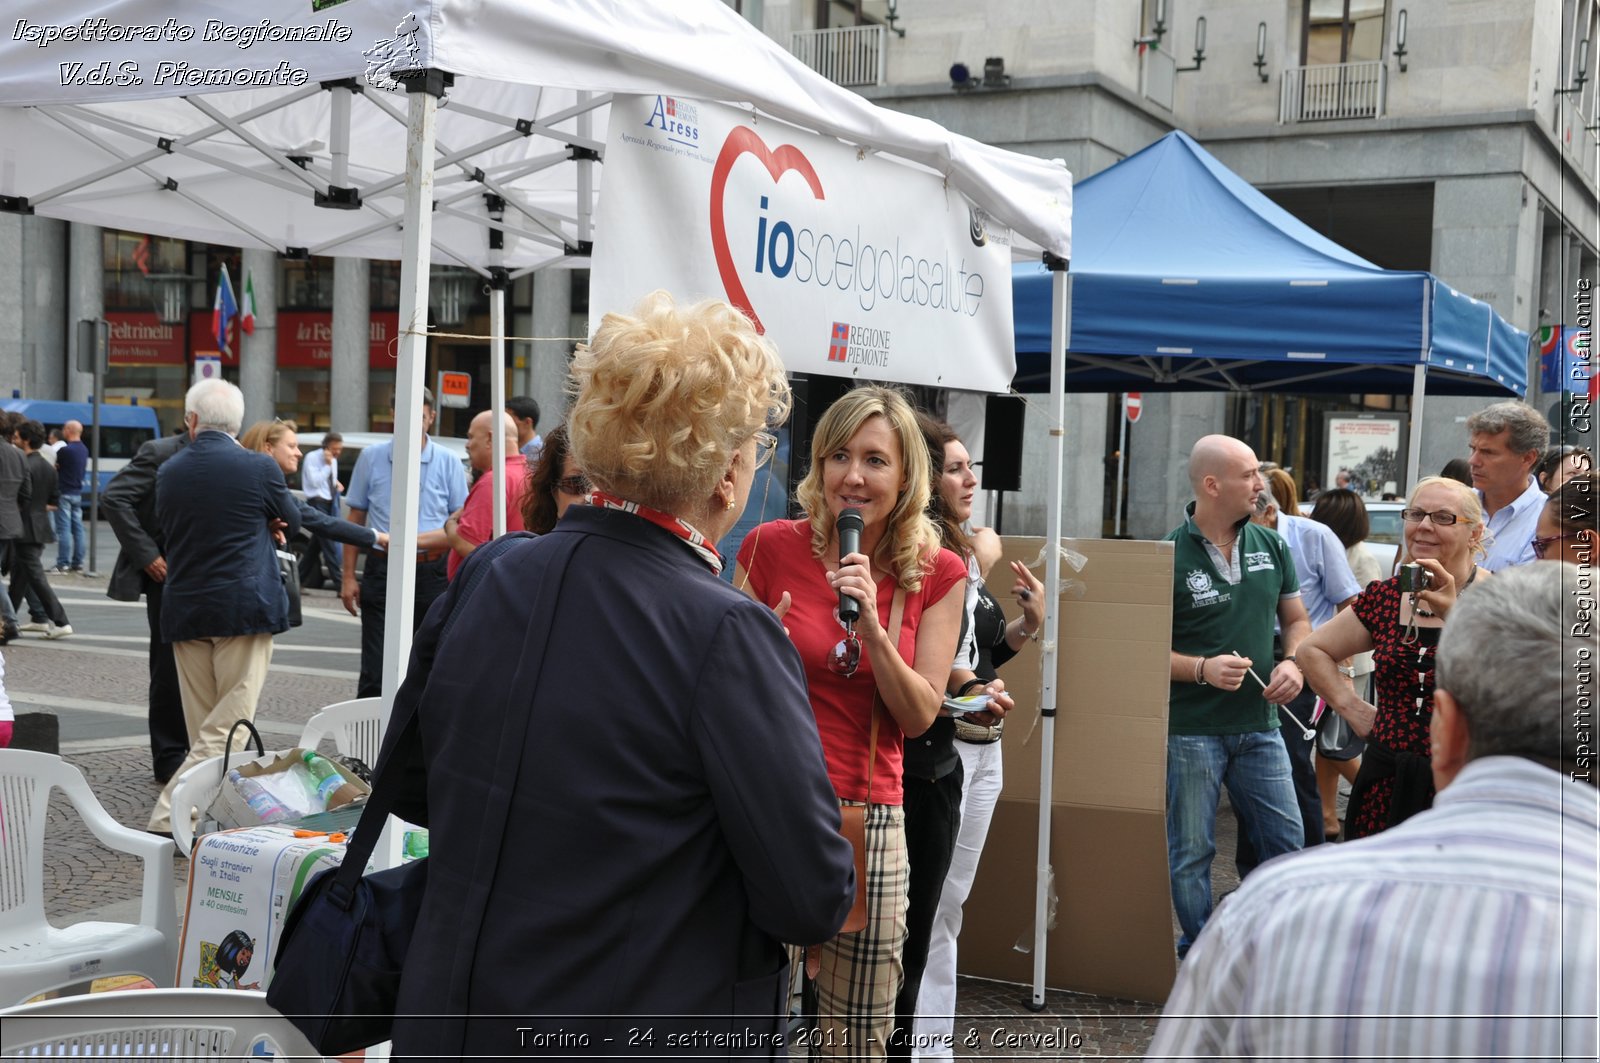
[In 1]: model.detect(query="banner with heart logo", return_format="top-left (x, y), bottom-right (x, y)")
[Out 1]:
top-left (591, 95), bottom-right (1017, 393)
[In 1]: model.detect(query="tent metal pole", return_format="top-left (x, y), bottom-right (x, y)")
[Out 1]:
top-left (330, 83), bottom-right (352, 189)
top-left (1031, 257), bottom-right (1070, 1009)
top-left (577, 92), bottom-right (595, 245)
top-left (380, 71), bottom-right (446, 723)
top-left (1406, 363), bottom-right (1426, 492)
top-left (490, 278), bottom-right (508, 537)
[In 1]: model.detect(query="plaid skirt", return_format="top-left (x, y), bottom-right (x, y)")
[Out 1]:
top-left (793, 802), bottom-right (909, 1061)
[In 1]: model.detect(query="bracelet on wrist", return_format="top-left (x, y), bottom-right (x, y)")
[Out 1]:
top-left (956, 678), bottom-right (988, 698)
top-left (1194, 656), bottom-right (1209, 685)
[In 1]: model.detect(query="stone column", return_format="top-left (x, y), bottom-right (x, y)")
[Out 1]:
top-left (1126, 392), bottom-right (1227, 540)
top-left (0, 215), bottom-right (25, 398)
top-left (1421, 175), bottom-right (1537, 480)
top-left (330, 257), bottom-right (370, 432)
top-left (239, 248), bottom-right (278, 427)
top-left (66, 223), bottom-right (102, 404)
top-left (528, 267), bottom-right (574, 426)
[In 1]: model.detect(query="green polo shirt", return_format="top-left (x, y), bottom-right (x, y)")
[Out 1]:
top-left (1165, 503), bottom-right (1298, 736)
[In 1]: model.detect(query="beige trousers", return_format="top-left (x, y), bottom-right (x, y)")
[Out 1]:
top-left (147, 633), bottom-right (275, 832)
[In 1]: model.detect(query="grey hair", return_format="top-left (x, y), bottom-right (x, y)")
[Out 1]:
top-left (1253, 488), bottom-right (1275, 516)
top-left (1436, 562), bottom-right (1598, 774)
top-left (185, 378), bottom-right (244, 435)
top-left (1465, 401), bottom-right (1550, 457)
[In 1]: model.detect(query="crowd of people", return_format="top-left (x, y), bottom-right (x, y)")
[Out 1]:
top-left (1154, 399), bottom-right (1595, 1055)
top-left (0, 287), bottom-right (1590, 1056)
top-left (0, 414), bottom-right (85, 647)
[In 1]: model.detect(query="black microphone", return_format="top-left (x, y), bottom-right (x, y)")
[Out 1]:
top-left (836, 508), bottom-right (864, 625)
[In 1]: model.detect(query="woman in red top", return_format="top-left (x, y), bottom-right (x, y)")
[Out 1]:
top-left (736, 386), bottom-right (964, 1061)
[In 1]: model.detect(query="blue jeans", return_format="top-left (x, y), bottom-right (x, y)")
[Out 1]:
top-left (53, 492), bottom-right (85, 568)
top-left (1166, 730), bottom-right (1303, 957)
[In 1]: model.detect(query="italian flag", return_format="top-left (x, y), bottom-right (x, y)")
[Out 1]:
top-left (241, 271), bottom-right (257, 335)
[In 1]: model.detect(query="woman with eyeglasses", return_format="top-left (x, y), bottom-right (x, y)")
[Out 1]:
top-left (1534, 470), bottom-right (1598, 564)
top-left (1299, 476), bottom-right (1490, 838)
top-left (383, 292), bottom-right (852, 1056)
top-left (239, 419), bottom-right (390, 557)
top-left (735, 387), bottom-right (965, 1062)
top-left (519, 423), bottom-right (588, 534)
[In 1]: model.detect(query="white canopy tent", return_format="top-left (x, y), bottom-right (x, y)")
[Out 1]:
top-left (1, 0), bottom-right (1077, 1000)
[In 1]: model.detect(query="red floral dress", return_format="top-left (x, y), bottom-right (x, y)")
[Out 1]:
top-left (1346, 577), bottom-right (1441, 838)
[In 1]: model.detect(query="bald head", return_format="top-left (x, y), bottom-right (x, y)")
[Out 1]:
top-left (466, 409), bottom-right (520, 471)
top-left (62, 420), bottom-right (83, 441)
top-left (1189, 434), bottom-right (1264, 523)
top-left (1189, 435), bottom-right (1254, 490)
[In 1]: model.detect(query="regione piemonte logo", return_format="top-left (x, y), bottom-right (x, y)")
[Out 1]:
top-left (828, 322), bottom-right (850, 362)
top-left (823, 321), bottom-right (891, 369)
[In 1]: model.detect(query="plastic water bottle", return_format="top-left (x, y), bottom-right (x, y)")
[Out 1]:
top-left (402, 829), bottom-right (429, 860)
top-left (227, 769), bottom-right (294, 822)
top-left (300, 751), bottom-right (364, 810)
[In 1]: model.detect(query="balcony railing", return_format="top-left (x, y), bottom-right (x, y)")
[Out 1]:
top-left (1280, 60), bottom-right (1387, 123)
top-left (790, 24), bottom-right (886, 88)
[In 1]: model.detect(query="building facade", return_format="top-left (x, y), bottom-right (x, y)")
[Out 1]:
top-left (766, 0), bottom-right (1596, 536)
top-left (3, 1), bottom-right (1593, 539)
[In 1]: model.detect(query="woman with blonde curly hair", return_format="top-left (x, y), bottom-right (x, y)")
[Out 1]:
top-left (1300, 476), bottom-right (1491, 838)
top-left (735, 386), bottom-right (966, 1061)
top-left (385, 291), bottom-right (853, 1057)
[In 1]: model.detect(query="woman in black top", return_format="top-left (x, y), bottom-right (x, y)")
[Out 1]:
top-left (904, 416), bottom-right (1043, 1061)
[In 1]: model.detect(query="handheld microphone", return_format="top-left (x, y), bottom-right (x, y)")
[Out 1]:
top-left (836, 508), bottom-right (864, 625)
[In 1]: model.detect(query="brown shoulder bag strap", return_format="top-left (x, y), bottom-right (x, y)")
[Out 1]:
top-left (864, 584), bottom-right (908, 805)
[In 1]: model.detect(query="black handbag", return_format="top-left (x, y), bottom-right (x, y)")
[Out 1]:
top-left (267, 530), bottom-right (568, 1053)
top-left (276, 549), bottom-right (302, 628)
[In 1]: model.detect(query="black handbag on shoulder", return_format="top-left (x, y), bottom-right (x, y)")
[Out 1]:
top-left (267, 530), bottom-right (568, 1053)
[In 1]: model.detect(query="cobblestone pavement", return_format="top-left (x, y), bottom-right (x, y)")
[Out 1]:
top-left (29, 575), bottom-right (1264, 1058)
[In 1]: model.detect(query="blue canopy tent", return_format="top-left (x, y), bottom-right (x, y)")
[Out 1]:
top-left (1011, 131), bottom-right (1528, 486)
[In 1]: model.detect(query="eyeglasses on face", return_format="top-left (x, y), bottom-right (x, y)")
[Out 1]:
top-left (555, 474), bottom-right (591, 497)
top-left (1400, 507), bottom-right (1460, 526)
top-left (1532, 532), bottom-right (1578, 559)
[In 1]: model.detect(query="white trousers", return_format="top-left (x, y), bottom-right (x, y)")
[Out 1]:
top-left (912, 737), bottom-right (1004, 1062)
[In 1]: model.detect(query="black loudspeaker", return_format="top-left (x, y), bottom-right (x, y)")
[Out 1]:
top-left (982, 394), bottom-right (1026, 492)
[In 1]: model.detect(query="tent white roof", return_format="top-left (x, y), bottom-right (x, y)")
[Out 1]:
top-left (0, 0), bottom-right (1071, 274)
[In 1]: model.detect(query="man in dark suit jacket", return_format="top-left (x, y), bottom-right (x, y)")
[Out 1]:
top-left (146, 379), bottom-right (300, 835)
top-left (7, 420), bottom-right (71, 638)
top-left (101, 428), bottom-right (190, 783)
top-left (0, 417), bottom-right (30, 645)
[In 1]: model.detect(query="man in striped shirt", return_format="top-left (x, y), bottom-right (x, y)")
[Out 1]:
top-left (1149, 562), bottom-right (1597, 1060)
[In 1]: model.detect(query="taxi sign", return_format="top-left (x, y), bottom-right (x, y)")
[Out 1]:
top-left (436, 370), bottom-right (472, 409)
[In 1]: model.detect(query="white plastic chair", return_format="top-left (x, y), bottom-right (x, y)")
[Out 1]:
top-left (298, 697), bottom-right (385, 766)
top-left (168, 755), bottom-right (227, 859)
top-left (0, 987), bottom-right (328, 1059)
top-left (0, 750), bottom-right (178, 1007)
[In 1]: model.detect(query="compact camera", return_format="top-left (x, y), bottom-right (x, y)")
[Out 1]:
top-left (1398, 562), bottom-right (1432, 593)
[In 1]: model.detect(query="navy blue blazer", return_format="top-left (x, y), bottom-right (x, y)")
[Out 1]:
top-left (383, 506), bottom-right (854, 1058)
top-left (156, 430), bottom-right (301, 642)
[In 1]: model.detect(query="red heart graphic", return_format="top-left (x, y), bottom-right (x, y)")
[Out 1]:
top-left (709, 126), bottom-right (826, 334)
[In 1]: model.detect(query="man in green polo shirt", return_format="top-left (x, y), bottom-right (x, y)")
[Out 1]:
top-left (1164, 434), bottom-right (1311, 958)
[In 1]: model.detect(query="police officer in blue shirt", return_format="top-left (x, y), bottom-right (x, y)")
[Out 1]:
top-left (339, 388), bottom-right (469, 697)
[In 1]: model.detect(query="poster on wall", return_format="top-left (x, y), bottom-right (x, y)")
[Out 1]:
top-left (1323, 412), bottom-right (1407, 498)
top-left (591, 95), bottom-right (1016, 392)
